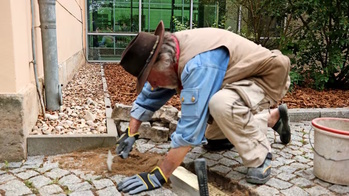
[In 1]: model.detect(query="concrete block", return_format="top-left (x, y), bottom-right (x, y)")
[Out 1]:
top-left (170, 166), bottom-right (199, 196)
top-left (111, 103), bottom-right (131, 121)
top-left (170, 166), bottom-right (228, 196)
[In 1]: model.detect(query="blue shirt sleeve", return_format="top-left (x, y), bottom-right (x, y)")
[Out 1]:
top-left (171, 47), bottom-right (229, 148)
top-left (131, 82), bottom-right (176, 121)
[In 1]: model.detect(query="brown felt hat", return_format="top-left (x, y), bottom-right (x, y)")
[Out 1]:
top-left (120, 21), bottom-right (165, 94)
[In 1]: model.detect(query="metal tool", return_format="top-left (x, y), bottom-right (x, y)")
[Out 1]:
top-left (107, 150), bottom-right (114, 171)
top-left (194, 158), bottom-right (209, 196)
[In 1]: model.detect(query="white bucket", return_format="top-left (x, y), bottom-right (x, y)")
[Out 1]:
top-left (311, 117), bottom-right (349, 185)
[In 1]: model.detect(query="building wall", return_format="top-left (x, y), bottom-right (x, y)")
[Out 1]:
top-left (0, 0), bottom-right (86, 161)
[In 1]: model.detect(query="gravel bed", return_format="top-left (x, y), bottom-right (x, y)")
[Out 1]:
top-left (30, 64), bottom-right (107, 135)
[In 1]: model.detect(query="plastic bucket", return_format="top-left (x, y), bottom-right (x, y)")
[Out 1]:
top-left (311, 117), bottom-right (349, 185)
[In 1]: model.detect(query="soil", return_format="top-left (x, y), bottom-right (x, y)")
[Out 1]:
top-left (52, 147), bottom-right (164, 177)
top-left (104, 63), bottom-right (349, 110)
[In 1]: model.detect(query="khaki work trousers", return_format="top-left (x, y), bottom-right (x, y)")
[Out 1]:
top-left (206, 80), bottom-right (276, 167)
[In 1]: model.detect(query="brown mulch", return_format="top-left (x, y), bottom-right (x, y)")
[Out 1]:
top-left (104, 63), bottom-right (349, 110)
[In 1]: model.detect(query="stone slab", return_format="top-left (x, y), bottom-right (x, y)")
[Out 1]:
top-left (27, 109), bottom-right (118, 156)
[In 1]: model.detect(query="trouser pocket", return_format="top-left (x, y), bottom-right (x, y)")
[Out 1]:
top-left (224, 80), bottom-right (270, 114)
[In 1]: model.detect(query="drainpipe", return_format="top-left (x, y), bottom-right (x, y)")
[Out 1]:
top-left (31, 0), bottom-right (46, 116)
top-left (38, 0), bottom-right (62, 111)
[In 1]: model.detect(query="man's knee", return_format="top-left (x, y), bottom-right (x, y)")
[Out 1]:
top-left (209, 91), bottom-right (228, 117)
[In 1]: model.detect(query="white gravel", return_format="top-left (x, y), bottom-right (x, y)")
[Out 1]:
top-left (30, 64), bottom-right (107, 135)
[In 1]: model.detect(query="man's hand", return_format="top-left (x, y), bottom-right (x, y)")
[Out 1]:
top-left (117, 167), bottom-right (167, 195)
top-left (116, 127), bottom-right (139, 159)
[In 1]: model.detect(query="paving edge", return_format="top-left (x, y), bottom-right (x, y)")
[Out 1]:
top-left (27, 64), bottom-right (118, 156)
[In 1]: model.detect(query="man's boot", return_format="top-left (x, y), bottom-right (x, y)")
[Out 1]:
top-left (272, 104), bottom-right (291, 144)
top-left (246, 152), bottom-right (272, 184)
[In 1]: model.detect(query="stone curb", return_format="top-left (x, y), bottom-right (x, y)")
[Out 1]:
top-left (288, 108), bottom-right (349, 122)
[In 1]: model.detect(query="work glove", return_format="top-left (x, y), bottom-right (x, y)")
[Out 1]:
top-left (116, 127), bottom-right (139, 159)
top-left (117, 166), bottom-right (167, 195)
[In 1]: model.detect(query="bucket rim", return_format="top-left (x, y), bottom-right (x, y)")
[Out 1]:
top-left (312, 117), bottom-right (349, 136)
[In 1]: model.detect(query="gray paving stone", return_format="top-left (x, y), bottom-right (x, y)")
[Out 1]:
top-left (59, 174), bottom-right (81, 186)
top-left (0, 163), bottom-right (4, 168)
top-left (7, 162), bottom-right (22, 168)
top-left (219, 157), bottom-right (239, 167)
top-left (222, 151), bottom-right (242, 163)
top-left (210, 165), bottom-right (231, 175)
top-left (203, 153), bottom-right (223, 161)
top-left (23, 155), bottom-right (44, 168)
top-left (226, 170), bottom-right (245, 181)
top-left (205, 159), bottom-right (217, 167)
top-left (277, 172), bottom-right (296, 181)
top-left (70, 190), bottom-right (95, 196)
top-left (313, 178), bottom-right (332, 188)
top-left (234, 166), bottom-right (248, 174)
top-left (39, 184), bottom-right (64, 195)
top-left (37, 161), bottom-right (59, 173)
top-left (294, 169), bottom-right (316, 180)
top-left (191, 146), bottom-right (207, 154)
top-left (271, 168), bottom-right (282, 176)
top-left (0, 173), bottom-right (16, 183)
top-left (0, 170), bottom-right (5, 175)
top-left (278, 165), bottom-right (298, 174)
top-left (276, 157), bottom-right (296, 165)
top-left (109, 174), bottom-right (125, 184)
top-left (281, 186), bottom-right (309, 196)
top-left (29, 175), bottom-right (52, 188)
top-left (266, 178), bottom-right (293, 189)
top-left (0, 180), bottom-right (32, 195)
top-left (290, 177), bottom-right (313, 188)
top-left (255, 185), bottom-right (280, 196)
top-left (80, 173), bottom-right (102, 181)
top-left (238, 179), bottom-right (257, 189)
top-left (149, 148), bottom-right (168, 154)
top-left (67, 181), bottom-right (93, 192)
top-left (271, 160), bottom-right (283, 168)
top-left (16, 170), bottom-right (39, 180)
top-left (182, 156), bottom-right (194, 167)
top-left (328, 184), bottom-right (349, 194)
top-left (9, 168), bottom-right (26, 174)
top-left (157, 143), bottom-right (171, 149)
top-left (290, 162), bottom-right (309, 170)
top-left (136, 143), bottom-right (155, 153)
top-left (294, 155), bottom-right (311, 163)
top-left (93, 178), bottom-right (115, 189)
top-left (45, 168), bottom-right (70, 179)
top-left (96, 186), bottom-right (121, 196)
top-left (184, 152), bottom-right (201, 160)
top-left (278, 151), bottom-right (293, 159)
top-left (304, 185), bottom-right (332, 196)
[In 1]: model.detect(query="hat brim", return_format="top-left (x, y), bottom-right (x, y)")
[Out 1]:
top-left (136, 21), bottom-right (165, 94)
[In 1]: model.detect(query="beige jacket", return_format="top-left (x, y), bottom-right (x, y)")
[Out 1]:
top-left (174, 28), bottom-right (291, 102)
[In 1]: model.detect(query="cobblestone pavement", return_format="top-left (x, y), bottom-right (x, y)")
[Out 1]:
top-left (1, 121), bottom-right (349, 195)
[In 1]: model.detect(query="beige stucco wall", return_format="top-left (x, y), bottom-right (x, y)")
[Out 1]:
top-left (0, 0), bottom-right (86, 161)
